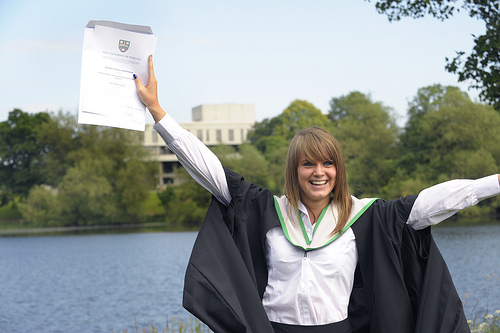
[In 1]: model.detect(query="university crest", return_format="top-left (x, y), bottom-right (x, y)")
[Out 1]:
top-left (119, 40), bottom-right (130, 52)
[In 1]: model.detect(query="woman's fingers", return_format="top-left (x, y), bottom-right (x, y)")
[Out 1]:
top-left (133, 55), bottom-right (159, 110)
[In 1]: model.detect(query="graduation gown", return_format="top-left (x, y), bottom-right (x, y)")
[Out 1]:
top-left (182, 168), bottom-right (470, 333)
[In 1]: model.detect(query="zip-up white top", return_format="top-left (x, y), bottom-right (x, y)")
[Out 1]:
top-left (153, 114), bottom-right (500, 325)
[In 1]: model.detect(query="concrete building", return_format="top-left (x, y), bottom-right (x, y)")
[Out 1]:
top-left (143, 104), bottom-right (255, 187)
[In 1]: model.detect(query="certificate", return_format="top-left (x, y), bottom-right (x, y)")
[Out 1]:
top-left (78, 20), bottom-right (157, 131)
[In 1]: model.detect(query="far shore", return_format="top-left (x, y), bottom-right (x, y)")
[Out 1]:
top-left (0, 222), bottom-right (175, 236)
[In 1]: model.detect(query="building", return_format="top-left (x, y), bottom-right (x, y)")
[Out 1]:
top-left (143, 104), bottom-right (256, 187)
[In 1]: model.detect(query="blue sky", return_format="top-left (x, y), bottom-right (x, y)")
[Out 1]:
top-left (0, 0), bottom-right (485, 125)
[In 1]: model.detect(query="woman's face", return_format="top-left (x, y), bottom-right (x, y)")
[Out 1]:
top-left (297, 154), bottom-right (337, 208)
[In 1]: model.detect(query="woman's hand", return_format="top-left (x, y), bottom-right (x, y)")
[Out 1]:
top-left (134, 55), bottom-right (166, 123)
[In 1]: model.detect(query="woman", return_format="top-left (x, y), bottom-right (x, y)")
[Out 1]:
top-left (134, 56), bottom-right (500, 333)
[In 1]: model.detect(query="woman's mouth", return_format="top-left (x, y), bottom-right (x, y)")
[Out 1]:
top-left (310, 180), bottom-right (328, 185)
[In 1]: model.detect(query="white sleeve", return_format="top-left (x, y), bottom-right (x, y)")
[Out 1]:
top-left (407, 174), bottom-right (500, 230)
top-left (152, 114), bottom-right (232, 206)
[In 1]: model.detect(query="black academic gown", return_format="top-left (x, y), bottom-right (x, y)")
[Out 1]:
top-left (182, 169), bottom-right (470, 333)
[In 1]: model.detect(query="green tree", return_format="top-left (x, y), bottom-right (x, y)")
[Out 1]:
top-left (247, 100), bottom-right (328, 194)
top-left (34, 111), bottom-right (81, 186)
top-left (389, 85), bottom-right (500, 213)
top-left (20, 113), bottom-right (157, 226)
top-left (328, 91), bottom-right (398, 197)
top-left (159, 167), bottom-right (212, 229)
top-left (247, 116), bottom-right (284, 149)
top-left (214, 143), bottom-right (274, 190)
top-left (19, 185), bottom-right (61, 226)
top-left (368, 0), bottom-right (500, 111)
top-left (398, 85), bottom-right (465, 173)
top-left (276, 100), bottom-right (329, 139)
top-left (391, 84), bottom-right (500, 213)
top-left (399, 85), bottom-right (500, 180)
top-left (57, 157), bottom-right (119, 226)
top-left (248, 99), bottom-right (328, 146)
top-left (0, 109), bottom-right (51, 202)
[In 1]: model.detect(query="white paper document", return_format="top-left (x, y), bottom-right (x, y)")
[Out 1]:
top-left (78, 20), bottom-right (157, 131)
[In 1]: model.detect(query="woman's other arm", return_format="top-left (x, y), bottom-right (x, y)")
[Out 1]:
top-left (407, 174), bottom-right (500, 230)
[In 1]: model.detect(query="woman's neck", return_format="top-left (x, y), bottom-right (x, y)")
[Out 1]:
top-left (302, 200), bottom-right (329, 225)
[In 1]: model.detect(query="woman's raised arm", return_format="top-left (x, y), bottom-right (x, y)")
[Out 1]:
top-left (134, 55), bottom-right (231, 206)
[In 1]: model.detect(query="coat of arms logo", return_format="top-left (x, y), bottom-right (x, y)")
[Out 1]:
top-left (119, 40), bottom-right (130, 52)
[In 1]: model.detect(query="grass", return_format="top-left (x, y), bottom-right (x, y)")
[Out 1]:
top-left (117, 317), bottom-right (212, 333)
top-left (465, 274), bottom-right (500, 333)
top-left (468, 312), bottom-right (500, 333)
top-left (128, 311), bottom-right (500, 333)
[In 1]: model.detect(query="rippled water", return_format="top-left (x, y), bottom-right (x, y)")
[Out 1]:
top-left (433, 223), bottom-right (500, 317)
top-left (0, 232), bottom-right (196, 332)
top-left (0, 223), bottom-right (499, 332)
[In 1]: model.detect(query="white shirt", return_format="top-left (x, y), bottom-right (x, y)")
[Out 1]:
top-left (153, 114), bottom-right (500, 325)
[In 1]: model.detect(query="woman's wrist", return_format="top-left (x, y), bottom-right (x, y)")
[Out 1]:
top-left (148, 105), bottom-right (166, 123)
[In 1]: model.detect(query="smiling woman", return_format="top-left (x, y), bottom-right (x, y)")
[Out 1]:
top-left (297, 157), bottom-right (337, 218)
top-left (132, 56), bottom-right (500, 333)
top-left (284, 127), bottom-right (342, 228)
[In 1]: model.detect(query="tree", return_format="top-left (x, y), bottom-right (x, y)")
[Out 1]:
top-left (249, 99), bottom-right (328, 143)
top-left (247, 100), bottom-right (328, 194)
top-left (328, 92), bottom-right (398, 196)
top-left (247, 116), bottom-right (284, 148)
top-left (56, 157), bottom-right (119, 226)
top-left (397, 84), bottom-right (500, 183)
top-left (276, 100), bottom-right (329, 139)
top-left (389, 84), bottom-right (500, 213)
top-left (18, 185), bottom-right (61, 227)
top-left (214, 143), bottom-right (275, 190)
top-left (369, 0), bottom-right (500, 111)
top-left (20, 112), bottom-right (157, 226)
top-left (34, 111), bottom-right (81, 186)
top-left (0, 109), bottom-right (51, 202)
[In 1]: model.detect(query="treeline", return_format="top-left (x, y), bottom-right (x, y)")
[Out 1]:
top-left (161, 84), bottom-right (500, 227)
top-left (1, 84), bottom-right (499, 228)
top-left (0, 110), bottom-right (157, 226)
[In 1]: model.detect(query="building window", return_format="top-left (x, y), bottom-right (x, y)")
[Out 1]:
top-left (162, 162), bottom-right (174, 173)
top-left (163, 177), bottom-right (174, 185)
top-left (152, 131), bottom-right (158, 143)
top-left (206, 130), bottom-right (210, 141)
top-left (241, 129), bottom-right (245, 142)
top-left (216, 129), bottom-right (222, 142)
top-left (228, 129), bottom-right (234, 141)
top-left (160, 147), bottom-right (172, 155)
top-left (197, 129), bottom-right (203, 141)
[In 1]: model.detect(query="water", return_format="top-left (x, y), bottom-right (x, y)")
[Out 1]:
top-left (433, 223), bottom-right (500, 318)
top-left (0, 232), bottom-right (196, 332)
top-left (0, 223), bottom-right (499, 332)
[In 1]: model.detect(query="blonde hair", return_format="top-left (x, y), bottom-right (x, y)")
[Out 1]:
top-left (284, 127), bottom-right (352, 235)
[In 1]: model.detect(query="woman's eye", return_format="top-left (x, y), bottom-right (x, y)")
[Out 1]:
top-left (324, 161), bottom-right (333, 166)
top-left (303, 162), bottom-right (314, 166)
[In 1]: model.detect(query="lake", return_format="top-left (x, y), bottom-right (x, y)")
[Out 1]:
top-left (0, 222), bottom-right (499, 332)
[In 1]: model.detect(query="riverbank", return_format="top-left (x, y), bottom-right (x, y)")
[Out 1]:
top-left (2, 214), bottom-right (498, 237)
top-left (0, 222), bottom-right (170, 237)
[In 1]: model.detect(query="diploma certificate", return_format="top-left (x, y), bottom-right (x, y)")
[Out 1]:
top-left (78, 20), bottom-right (157, 131)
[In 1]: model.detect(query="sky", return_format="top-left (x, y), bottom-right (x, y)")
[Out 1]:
top-left (0, 0), bottom-right (485, 126)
